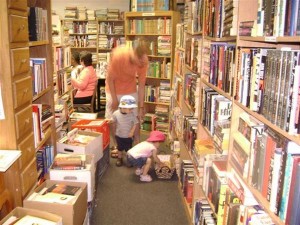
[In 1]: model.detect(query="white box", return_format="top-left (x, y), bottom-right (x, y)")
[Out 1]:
top-left (49, 154), bottom-right (95, 202)
top-left (57, 130), bottom-right (103, 162)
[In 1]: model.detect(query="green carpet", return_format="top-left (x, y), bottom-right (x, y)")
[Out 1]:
top-left (90, 157), bottom-right (190, 225)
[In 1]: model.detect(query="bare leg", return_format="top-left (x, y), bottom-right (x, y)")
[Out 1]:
top-left (142, 158), bottom-right (152, 176)
top-left (109, 122), bottom-right (117, 149)
top-left (133, 122), bottom-right (140, 145)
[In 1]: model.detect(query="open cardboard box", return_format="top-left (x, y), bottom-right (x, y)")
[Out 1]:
top-left (23, 180), bottom-right (87, 225)
top-left (57, 130), bottom-right (103, 162)
top-left (0, 207), bottom-right (63, 225)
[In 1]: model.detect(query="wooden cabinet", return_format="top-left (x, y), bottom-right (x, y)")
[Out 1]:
top-left (0, 0), bottom-right (55, 218)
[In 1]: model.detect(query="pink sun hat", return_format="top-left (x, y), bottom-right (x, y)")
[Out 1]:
top-left (147, 130), bottom-right (166, 142)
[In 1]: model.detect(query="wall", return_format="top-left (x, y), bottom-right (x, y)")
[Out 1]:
top-left (51, 0), bottom-right (131, 17)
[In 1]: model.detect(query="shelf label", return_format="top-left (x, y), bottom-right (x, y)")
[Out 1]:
top-left (142, 12), bottom-right (155, 16)
top-left (264, 36), bottom-right (277, 42)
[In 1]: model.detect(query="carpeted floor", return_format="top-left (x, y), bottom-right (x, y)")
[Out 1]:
top-left (89, 156), bottom-right (190, 225)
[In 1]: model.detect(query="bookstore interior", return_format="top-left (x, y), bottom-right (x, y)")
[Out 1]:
top-left (0, 0), bottom-right (300, 224)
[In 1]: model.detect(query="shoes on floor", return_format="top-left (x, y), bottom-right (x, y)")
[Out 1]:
top-left (111, 149), bottom-right (118, 158)
top-left (135, 168), bottom-right (143, 176)
top-left (140, 174), bottom-right (152, 182)
top-left (116, 158), bottom-right (123, 167)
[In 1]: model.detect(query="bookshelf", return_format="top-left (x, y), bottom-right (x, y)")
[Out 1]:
top-left (171, 0), bottom-right (300, 224)
top-left (124, 11), bottom-right (180, 134)
top-left (0, 0), bottom-right (55, 213)
top-left (52, 14), bottom-right (73, 137)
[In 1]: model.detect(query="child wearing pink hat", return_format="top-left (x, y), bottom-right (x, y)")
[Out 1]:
top-left (127, 130), bottom-right (166, 182)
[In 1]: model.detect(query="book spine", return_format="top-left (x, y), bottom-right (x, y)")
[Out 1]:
top-left (269, 148), bottom-right (282, 213)
top-left (217, 182), bottom-right (228, 225)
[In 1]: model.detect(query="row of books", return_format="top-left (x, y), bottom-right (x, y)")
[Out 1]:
top-left (69, 35), bottom-right (97, 48)
top-left (36, 145), bottom-right (54, 180)
top-left (53, 46), bottom-right (71, 72)
top-left (56, 67), bottom-right (71, 96)
top-left (184, 73), bottom-right (200, 113)
top-left (230, 112), bottom-right (300, 223)
top-left (195, 148), bottom-right (277, 225)
top-left (208, 43), bottom-right (236, 95)
top-left (182, 116), bottom-right (198, 152)
top-left (253, 0), bottom-right (300, 37)
top-left (64, 7), bottom-right (122, 20)
top-left (144, 81), bottom-right (171, 103)
top-left (200, 87), bottom-right (232, 136)
top-left (184, 0), bottom-right (203, 34)
top-left (99, 22), bottom-right (124, 35)
top-left (185, 37), bottom-right (202, 74)
top-left (32, 104), bottom-right (53, 147)
top-left (234, 48), bottom-right (300, 135)
top-left (131, 0), bottom-right (172, 12)
top-left (30, 58), bottom-right (49, 97)
top-left (147, 60), bottom-right (171, 79)
top-left (28, 7), bottom-right (49, 41)
top-left (155, 104), bottom-right (169, 133)
top-left (127, 17), bottom-right (172, 35)
top-left (98, 36), bottom-right (125, 49)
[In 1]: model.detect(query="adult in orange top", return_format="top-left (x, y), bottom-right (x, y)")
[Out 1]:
top-left (105, 42), bottom-right (149, 145)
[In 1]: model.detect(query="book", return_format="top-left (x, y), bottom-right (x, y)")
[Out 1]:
top-left (7, 215), bottom-right (57, 225)
top-left (47, 183), bottom-right (81, 196)
top-left (279, 141), bottom-right (300, 221)
top-left (30, 192), bottom-right (76, 204)
top-left (0, 150), bottom-right (21, 172)
top-left (288, 163), bottom-right (300, 225)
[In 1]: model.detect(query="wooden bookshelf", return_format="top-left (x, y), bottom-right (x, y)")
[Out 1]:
top-left (0, 0), bottom-right (55, 215)
top-left (170, 0), bottom-right (300, 224)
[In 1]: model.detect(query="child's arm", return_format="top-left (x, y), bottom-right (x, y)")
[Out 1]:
top-left (152, 148), bottom-right (165, 167)
top-left (128, 123), bottom-right (137, 138)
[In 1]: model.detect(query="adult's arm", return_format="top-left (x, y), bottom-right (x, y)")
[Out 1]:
top-left (71, 67), bottom-right (89, 90)
top-left (137, 55), bottom-right (148, 107)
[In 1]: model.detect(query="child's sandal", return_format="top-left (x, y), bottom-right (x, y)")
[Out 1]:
top-left (111, 152), bottom-right (118, 158)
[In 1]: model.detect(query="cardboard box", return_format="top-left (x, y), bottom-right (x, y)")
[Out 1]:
top-left (23, 180), bottom-right (87, 225)
top-left (69, 112), bottom-right (98, 130)
top-left (57, 130), bottom-right (103, 162)
top-left (72, 119), bottom-right (110, 149)
top-left (49, 154), bottom-right (95, 202)
top-left (0, 207), bottom-right (63, 225)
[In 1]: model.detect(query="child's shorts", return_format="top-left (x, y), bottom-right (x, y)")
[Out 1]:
top-left (115, 136), bottom-right (133, 152)
top-left (127, 154), bottom-right (147, 168)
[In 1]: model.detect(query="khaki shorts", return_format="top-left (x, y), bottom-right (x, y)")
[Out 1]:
top-left (105, 92), bottom-right (138, 120)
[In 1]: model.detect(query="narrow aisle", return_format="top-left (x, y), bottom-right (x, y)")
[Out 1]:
top-left (90, 157), bottom-right (190, 225)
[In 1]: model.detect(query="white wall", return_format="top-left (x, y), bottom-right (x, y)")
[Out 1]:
top-left (51, 0), bottom-right (131, 18)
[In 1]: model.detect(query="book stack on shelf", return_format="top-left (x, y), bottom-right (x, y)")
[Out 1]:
top-left (130, 0), bottom-right (174, 12)
top-left (222, 0), bottom-right (239, 37)
top-left (36, 145), bottom-right (54, 180)
top-left (87, 9), bottom-right (95, 20)
top-left (95, 8), bottom-right (108, 20)
top-left (64, 7), bottom-right (77, 20)
top-left (107, 9), bottom-right (120, 20)
top-left (179, 160), bottom-right (195, 205)
top-left (155, 105), bottom-right (169, 133)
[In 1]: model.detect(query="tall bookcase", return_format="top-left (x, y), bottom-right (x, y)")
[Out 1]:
top-left (171, 0), bottom-right (300, 224)
top-left (124, 11), bottom-right (180, 134)
top-left (0, 0), bottom-right (55, 213)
